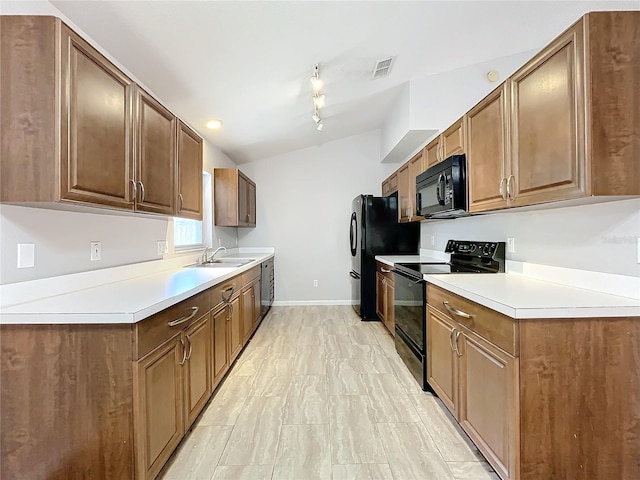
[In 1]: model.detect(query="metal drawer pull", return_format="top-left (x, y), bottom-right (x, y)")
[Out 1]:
top-left (222, 284), bottom-right (236, 303)
top-left (381, 267), bottom-right (392, 273)
top-left (499, 178), bottom-right (507, 201)
top-left (185, 335), bottom-right (193, 361)
top-left (449, 327), bottom-right (456, 352)
top-left (443, 301), bottom-right (473, 319)
top-left (455, 331), bottom-right (462, 357)
top-left (507, 175), bottom-right (515, 199)
top-left (168, 306), bottom-right (199, 327)
top-left (179, 338), bottom-right (187, 365)
top-left (178, 193), bottom-right (184, 212)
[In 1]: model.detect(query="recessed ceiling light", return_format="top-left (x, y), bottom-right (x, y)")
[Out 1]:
top-left (206, 119), bottom-right (223, 129)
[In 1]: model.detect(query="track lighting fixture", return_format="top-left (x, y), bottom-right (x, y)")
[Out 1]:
top-left (311, 63), bottom-right (325, 131)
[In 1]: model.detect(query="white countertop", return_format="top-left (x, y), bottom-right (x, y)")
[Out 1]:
top-left (376, 254), bottom-right (640, 319)
top-left (0, 251), bottom-right (273, 325)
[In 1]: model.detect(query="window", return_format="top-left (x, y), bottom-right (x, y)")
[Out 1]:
top-left (173, 172), bottom-right (211, 250)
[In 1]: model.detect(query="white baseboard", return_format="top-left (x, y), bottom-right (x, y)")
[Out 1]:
top-left (273, 300), bottom-right (355, 306)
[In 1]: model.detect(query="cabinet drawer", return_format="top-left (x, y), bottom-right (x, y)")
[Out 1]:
top-left (135, 289), bottom-right (211, 360)
top-left (427, 284), bottom-right (518, 356)
top-left (242, 266), bottom-right (261, 286)
top-left (376, 261), bottom-right (394, 281)
top-left (211, 275), bottom-right (241, 308)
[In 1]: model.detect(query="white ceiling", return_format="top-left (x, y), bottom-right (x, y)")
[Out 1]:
top-left (49, 0), bottom-right (638, 164)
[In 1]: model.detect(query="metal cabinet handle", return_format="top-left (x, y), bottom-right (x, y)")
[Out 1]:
top-left (178, 193), bottom-right (184, 212)
top-left (137, 181), bottom-right (145, 203)
top-left (185, 335), bottom-right (193, 361)
top-left (381, 267), bottom-right (392, 273)
top-left (449, 327), bottom-right (456, 352)
top-left (507, 175), bottom-right (515, 200)
top-left (168, 306), bottom-right (199, 327)
top-left (222, 284), bottom-right (236, 303)
top-left (382, 278), bottom-right (386, 285)
top-left (179, 338), bottom-right (187, 365)
top-left (129, 179), bottom-right (137, 204)
top-left (499, 178), bottom-right (507, 201)
top-left (443, 301), bottom-right (474, 319)
top-left (226, 303), bottom-right (233, 322)
top-left (455, 331), bottom-right (463, 357)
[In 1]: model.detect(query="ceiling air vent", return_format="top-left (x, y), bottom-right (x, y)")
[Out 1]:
top-left (372, 57), bottom-right (394, 79)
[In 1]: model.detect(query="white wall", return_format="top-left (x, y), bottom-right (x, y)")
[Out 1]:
top-left (421, 199), bottom-right (640, 278)
top-left (237, 130), bottom-right (395, 304)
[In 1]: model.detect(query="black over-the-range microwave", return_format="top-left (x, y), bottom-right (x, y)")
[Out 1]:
top-left (416, 154), bottom-right (467, 219)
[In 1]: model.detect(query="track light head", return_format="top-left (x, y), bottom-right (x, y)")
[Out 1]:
top-left (317, 122), bottom-right (324, 131)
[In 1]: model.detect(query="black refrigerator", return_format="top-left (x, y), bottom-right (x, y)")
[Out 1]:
top-left (349, 194), bottom-right (420, 320)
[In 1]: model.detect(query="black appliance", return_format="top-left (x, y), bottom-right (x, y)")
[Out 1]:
top-left (416, 154), bottom-right (467, 219)
top-left (350, 194), bottom-right (419, 320)
top-left (261, 257), bottom-right (274, 317)
top-left (393, 240), bottom-right (505, 391)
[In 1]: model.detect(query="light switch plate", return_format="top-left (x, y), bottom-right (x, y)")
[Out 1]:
top-left (157, 241), bottom-right (168, 255)
top-left (507, 237), bottom-right (516, 254)
top-left (17, 243), bottom-right (35, 268)
top-left (637, 237), bottom-right (640, 264)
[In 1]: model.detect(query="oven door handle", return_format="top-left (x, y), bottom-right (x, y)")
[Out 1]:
top-left (391, 269), bottom-right (425, 284)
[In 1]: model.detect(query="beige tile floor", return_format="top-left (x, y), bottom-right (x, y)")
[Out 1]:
top-left (160, 305), bottom-right (499, 480)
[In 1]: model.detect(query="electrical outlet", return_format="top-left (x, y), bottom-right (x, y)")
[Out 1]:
top-left (313, 280), bottom-right (318, 287)
top-left (157, 241), bottom-right (168, 255)
top-left (430, 235), bottom-right (435, 246)
top-left (218, 238), bottom-right (222, 247)
top-left (507, 237), bottom-right (516, 254)
top-left (90, 241), bottom-right (101, 261)
top-left (637, 237), bottom-right (640, 264)
top-left (17, 243), bottom-right (35, 269)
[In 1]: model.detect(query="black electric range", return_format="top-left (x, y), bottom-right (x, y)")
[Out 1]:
top-left (392, 240), bottom-right (505, 392)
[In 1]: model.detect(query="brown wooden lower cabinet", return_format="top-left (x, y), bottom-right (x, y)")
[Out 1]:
top-left (426, 284), bottom-right (639, 480)
top-left (375, 261), bottom-right (395, 335)
top-left (0, 262), bottom-right (270, 480)
top-left (134, 334), bottom-right (185, 480)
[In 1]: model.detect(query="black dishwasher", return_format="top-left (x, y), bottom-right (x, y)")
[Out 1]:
top-left (261, 257), bottom-right (274, 317)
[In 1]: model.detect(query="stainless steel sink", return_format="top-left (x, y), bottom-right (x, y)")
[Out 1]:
top-left (188, 258), bottom-right (254, 268)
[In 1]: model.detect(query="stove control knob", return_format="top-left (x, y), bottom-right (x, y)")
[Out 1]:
top-left (470, 244), bottom-right (477, 252)
top-left (482, 243), bottom-right (492, 256)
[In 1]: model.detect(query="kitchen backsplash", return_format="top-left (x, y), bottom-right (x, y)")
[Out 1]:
top-left (420, 198), bottom-right (640, 278)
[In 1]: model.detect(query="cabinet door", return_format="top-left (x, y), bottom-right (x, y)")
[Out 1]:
top-left (425, 137), bottom-right (440, 168)
top-left (509, 20), bottom-right (586, 207)
top-left (183, 314), bottom-right (212, 428)
top-left (442, 119), bottom-right (464, 158)
top-left (252, 279), bottom-right (262, 328)
top-left (426, 307), bottom-right (457, 415)
top-left (397, 163), bottom-right (411, 222)
top-left (212, 305), bottom-right (229, 388)
top-left (60, 25), bottom-right (134, 209)
top-left (241, 286), bottom-right (253, 343)
top-left (376, 272), bottom-right (385, 322)
top-left (466, 85), bottom-right (509, 212)
top-left (458, 331), bottom-right (518, 480)
top-left (135, 87), bottom-right (176, 215)
top-left (134, 337), bottom-right (184, 480)
top-left (228, 295), bottom-right (242, 363)
top-left (408, 151), bottom-right (425, 221)
top-left (176, 121), bottom-right (203, 220)
top-left (384, 278), bottom-right (395, 337)
top-left (237, 174), bottom-right (248, 226)
top-left (247, 181), bottom-right (256, 227)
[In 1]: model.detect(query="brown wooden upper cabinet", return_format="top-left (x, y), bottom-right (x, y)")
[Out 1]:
top-left (214, 169), bottom-right (257, 227)
top-left (176, 121), bottom-right (204, 220)
top-left (0, 16), bottom-right (204, 219)
top-left (425, 119), bottom-right (465, 169)
top-left (466, 84), bottom-right (510, 212)
top-left (381, 172), bottom-right (398, 197)
top-left (395, 150), bottom-right (426, 222)
top-left (467, 12), bottom-right (640, 212)
top-left (135, 87), bottom-right (177, 215)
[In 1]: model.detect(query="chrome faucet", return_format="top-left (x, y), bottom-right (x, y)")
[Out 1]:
top-left (200, 246), bottom-right (213, 264)
top-left (200, 246), bottom-right (227, 264)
